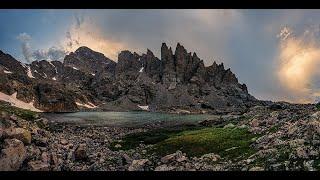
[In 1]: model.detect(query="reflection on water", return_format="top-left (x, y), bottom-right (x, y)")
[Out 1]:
top-left (44, 111), bottom-right (219, 127)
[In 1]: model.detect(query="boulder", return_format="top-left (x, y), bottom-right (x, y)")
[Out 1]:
top-left (4, 128), bottom-right (31, 144)
top-left (155, 164), bottom-right (176, 171)
top-left (249, 166), bottom-right (264, 171)
top-left (74, 144), bottom-right (87, 161)
top-left (27, 160), bottom-right (50, 171)
top-left (161, 151), bottom-right (185, 164)
top-left (200, 153), bottom-right (221, 162)
top-left (60, 139), bottom-right (68, 145)
top-left (128, 159), bottom-right (151, 171)
top-left (0, 139), bottom-right (27, 171)
top-left (223, 123), bottom-right (236, 129)
top-left (35, 118), bottom-right (49, 129)
top-left (33, 136), bottom-right (49, 147)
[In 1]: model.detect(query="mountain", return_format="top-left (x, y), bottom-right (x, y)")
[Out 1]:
top-left (0, 43), bottom-right (259, 113)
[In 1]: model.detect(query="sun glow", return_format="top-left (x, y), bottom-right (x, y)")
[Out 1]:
top-left (62, 17), bottom-right (126, 61)
top-left (277, 27), bottom-right (320, 103)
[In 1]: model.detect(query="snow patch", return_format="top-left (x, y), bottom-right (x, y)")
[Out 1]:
top-left (27, 66), bottom-right (35, 78)
top-left (43, 73), bottom-right (47, 78)
top-left (52, 77), bottom-right (56, 81)
top-left (76, 101), bottom-right (97, 109)
top-left (138, 105), bottom-right (149, 111)
top-left (4, 70), bottom-right (12, 74)
top-left (91, 73), bottom-right (95, 76)
top-left (139, 67), bottom-right (144, 73)
top-left (72, 67), bottom-right (79, 70)
top-left (48, 61), bottom-right (55, 67)
top-left (20, 62), bottom-right (27, 69)
top-left (0, 92), bottom-right (42, 112)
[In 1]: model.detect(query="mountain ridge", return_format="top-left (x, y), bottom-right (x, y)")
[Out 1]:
top-left (0, 43), bottom-right (259, 113)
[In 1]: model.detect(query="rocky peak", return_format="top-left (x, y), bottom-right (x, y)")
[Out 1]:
top-left (174, 43), bottom-right (190, 83)
top-left (146, 49), bottom-right (153, 56)
top-left (116, 50), bottom-right (142, 75)
top-left (74, 46), bottom-right (104, 60)
top-left (64, 46), bottom-right (116, 75)
top-left (140, 49), bottom-right (162, 82)
top-left (161, 43), bottom-right (174, 64)
top-left (0, 50), bottom-right (26, 75)
top-left (161, 43), bottom-right (176, 87)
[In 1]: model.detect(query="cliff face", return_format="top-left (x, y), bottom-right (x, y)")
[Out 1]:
top-left (0, 43), bottom-right (258, 113)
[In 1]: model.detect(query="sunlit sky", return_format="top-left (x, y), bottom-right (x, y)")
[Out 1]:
top-left (2, 9), bottom-right (320, 103)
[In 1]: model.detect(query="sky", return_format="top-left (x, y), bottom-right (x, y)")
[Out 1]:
top-left (2, 9), bottom-right (320, 103)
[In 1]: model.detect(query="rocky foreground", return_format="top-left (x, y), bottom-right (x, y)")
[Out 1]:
top-left (1, 101), bottom-right (320, 171)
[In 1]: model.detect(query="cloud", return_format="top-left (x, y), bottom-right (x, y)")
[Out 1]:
top-left (32, 46), bottom-right (67, 61)
top-left (16, 33), bottom-right (67, 62)
top-left (16, 33), bottom-right (33, 63)
top-left (61, 14), bottom-right (127, 60)
top-left (277, 26), bottom-right (320, 103)
top-left (86, 9), bottom-right (244, 64)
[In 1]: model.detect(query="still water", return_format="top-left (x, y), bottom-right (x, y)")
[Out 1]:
top-left (44, 111), bottom-right (219, 127)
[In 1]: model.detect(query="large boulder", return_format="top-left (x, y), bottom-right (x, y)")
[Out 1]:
top-left (0, 139), bottom-right (27, 171)
top-left (4, 127), bottom-right (31, 144)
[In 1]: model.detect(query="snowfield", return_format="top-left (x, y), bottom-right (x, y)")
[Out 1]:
top-left (27, 66), bottom-right (35, 78)
top-left (0, 92), bottom-right (42, 112)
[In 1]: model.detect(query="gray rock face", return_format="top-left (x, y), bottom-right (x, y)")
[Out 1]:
top-left (0, 43), bottom-right (258, 113)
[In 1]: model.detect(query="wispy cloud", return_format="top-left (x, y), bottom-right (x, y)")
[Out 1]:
top-left (16, 33), bottom-right (67, 62)
top-left (16, 33), bottom-right (33, 63)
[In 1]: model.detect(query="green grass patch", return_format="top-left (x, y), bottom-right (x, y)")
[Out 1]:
top-left (109, 125), bottom-right (200, 151)
top-left (0, 102), bottom-right (38, 121)
top-left (152, 127), bottom-right (258, 160)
